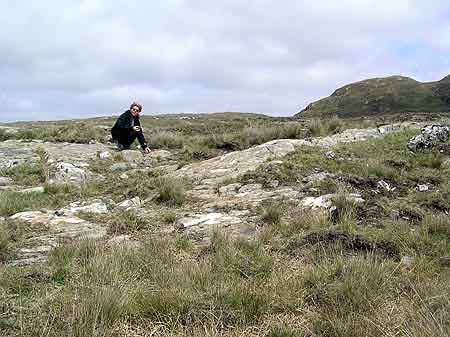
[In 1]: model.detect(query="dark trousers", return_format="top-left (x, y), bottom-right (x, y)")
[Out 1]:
top-left (111, 128), bottom-right (145, 149)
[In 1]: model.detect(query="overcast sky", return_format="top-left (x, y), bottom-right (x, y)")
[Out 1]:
top-left (1, 0), bottom-right (450, 122)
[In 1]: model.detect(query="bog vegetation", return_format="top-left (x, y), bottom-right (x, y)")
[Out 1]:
top-left (0, 113), bottom-right (449, 336)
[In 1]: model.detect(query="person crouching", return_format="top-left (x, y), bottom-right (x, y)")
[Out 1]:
top-left (111, 102), bottom-right (151, 154)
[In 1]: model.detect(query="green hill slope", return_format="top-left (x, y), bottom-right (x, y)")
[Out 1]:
top-left (296, 75), bottom-right (450, 118)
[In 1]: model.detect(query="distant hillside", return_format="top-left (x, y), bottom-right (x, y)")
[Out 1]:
top-left (296, 75), bottom-right (450, 118)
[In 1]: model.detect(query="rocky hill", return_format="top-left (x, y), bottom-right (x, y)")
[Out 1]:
top-left (296, 75), bottom-right (450, 118)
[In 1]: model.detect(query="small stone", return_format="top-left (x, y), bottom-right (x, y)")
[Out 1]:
top-left (99, 151), bottom-right (111, 160)
top-left (19, 186), bottom-right (45, 194)
top-left (401, 256), bottom-right (415, 269)
top-left (324, 151), bottom-right (336, 159)
top-left (238, 184), bottom-right (263, 194)
top-left (117, 197), bottom-right (141, 209)
top-left (377, 180), bottom-right (395, 192)
top-left (110, 162), bottom-right (129, 172)
top-left (268, 180), bottom-right (279, 188)
top-left (417, 184), bottom-right (429, 192)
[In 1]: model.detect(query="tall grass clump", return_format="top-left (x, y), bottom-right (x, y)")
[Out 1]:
top-left (107, 210), bottom-right (147, 235)
top-left (147, 131), bottom-right (184, 149)
top-left (34, 146), bottom-right (50, 184)
top-left (0, 223), bottom-right (9, 261)
top-left (154, 177), bottom-right (186, 206)
top-left (330, 192), bottom-right (358, 233)
top-left (308, 118), bottom-right (343, 137)
top-left (261, 202), bottom-right (284, 225)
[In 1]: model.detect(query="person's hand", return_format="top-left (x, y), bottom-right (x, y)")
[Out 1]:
top-left (133, 126), bottom-right (141, 132)
top-left (143, 147), bottom-right (151, 154)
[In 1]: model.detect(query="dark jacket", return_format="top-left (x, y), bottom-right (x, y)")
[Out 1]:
top-left (111, 110), bottom-right (148, 149)
top-left (112, 110), bottom-right (141, 130)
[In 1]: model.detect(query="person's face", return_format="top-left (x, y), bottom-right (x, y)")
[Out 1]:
top-left (131, 106), bottom-right (141, 117)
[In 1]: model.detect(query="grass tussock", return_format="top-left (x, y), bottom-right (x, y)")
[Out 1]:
top-left (154, 177), bottom-right (186, 206)
top-left (260, 202), bottom-right (284, 225)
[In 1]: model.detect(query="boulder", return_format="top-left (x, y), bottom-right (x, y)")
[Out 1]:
top-left (407, 124), bottom-right (450, 152)
top-left (53, 162), bottom-right (89, 183)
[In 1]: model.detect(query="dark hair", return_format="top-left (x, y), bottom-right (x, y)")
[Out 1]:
top-left (130, 102), bottom-right (142, 112)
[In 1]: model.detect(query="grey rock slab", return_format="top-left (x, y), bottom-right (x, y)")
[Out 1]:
top-left (218, 183), bottom-right (242, 196)
top-left (238, 184), bottom-right (263, 194)
top-left (59, 199), bottom-right (109, 215)
top-left (177, 210), bottom-right (250, 230)
top-left (0, 140), bottom-right (115, 170)
top-left (9, 210), bottom-right (107, 265)
top-left (19, 186), bottom-right (45, 194)
top-left (0, 176), bottom-right (14, 186)
top-left (301, 193), bottom-right (364, 209)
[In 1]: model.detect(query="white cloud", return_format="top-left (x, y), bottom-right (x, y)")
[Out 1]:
top-left (0, 0), bottom-right (449, 121)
